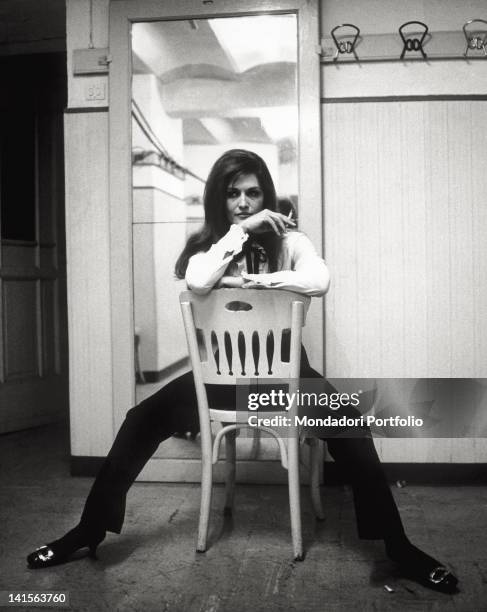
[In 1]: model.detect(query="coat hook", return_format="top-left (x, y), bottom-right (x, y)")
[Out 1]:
top-left (330, 24), bottom-right (361, 61)
top-left (398, 20), bottom-right (429, 60)
top-left (463, 19), bottom-right (487, 57)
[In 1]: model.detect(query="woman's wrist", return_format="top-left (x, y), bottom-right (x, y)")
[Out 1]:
top-left (238, 219), bottom-right (249, 234)
top-left (230, 223), bottom-right (248, 238)
top-left (217, 275), bottom-right (246, 288)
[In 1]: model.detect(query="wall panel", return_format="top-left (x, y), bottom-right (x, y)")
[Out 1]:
top-left (323, 100), bottom-right (487, 461)
top-left (3, 280), bottom-right (38, 380)
top-left (65, 111), bottom-right (114, 456)
top-left (324, 100), bottom-right (487, 378)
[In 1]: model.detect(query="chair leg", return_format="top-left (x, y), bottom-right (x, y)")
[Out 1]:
top-left (250, 428), bottom-right (261, 460)
top-left (224, 430), bottom-right (237, 516)
top-left (134, 333), bottom-right (146, 384)
top-left (309, 438), bottom-right (325, 521)
top-left (287, 436), bottom-right (304, 561)
top-left (197, 453), bottom-right (213, 553)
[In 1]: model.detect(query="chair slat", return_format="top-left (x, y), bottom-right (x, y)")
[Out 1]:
top-left (265, 329), bottom-right (275, 375)
top-left (210, 330), bottom-right (221, 375)
top-left (237, 330), bottom-right (246, 376)
top-left (250, 330), bottom-right (260, 376)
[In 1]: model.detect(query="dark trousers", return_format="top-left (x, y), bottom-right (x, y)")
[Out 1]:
top-left (80, 355), bottom-right (405, 541)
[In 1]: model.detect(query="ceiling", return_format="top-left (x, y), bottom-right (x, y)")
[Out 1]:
top-left (131, 14), bottom-right (298, 146)
top-left (0, 0), bottom-right (65, 45)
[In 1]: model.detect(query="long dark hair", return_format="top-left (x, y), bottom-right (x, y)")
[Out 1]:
top-left (175, 149), bottom-right (280, 278)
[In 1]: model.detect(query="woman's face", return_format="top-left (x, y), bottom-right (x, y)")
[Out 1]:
top-left (225, 173), bottom-right (264, 226)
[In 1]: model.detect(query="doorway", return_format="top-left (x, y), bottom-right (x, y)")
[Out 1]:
top-left (109, 0), bottom-right (321, 481)
top-left (0, 53), bottom-right (68, 432)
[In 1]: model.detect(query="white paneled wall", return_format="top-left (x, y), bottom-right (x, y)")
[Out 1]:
top-left (65, 112), bottom-right (114, 456)
top-left (324, 100), bottom-right (487, 378)
top-left (323, 100), bottom-right (487, 462)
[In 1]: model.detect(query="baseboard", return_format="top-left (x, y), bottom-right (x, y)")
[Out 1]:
top-left (70, 457), bottom-right (487, 484)
top-left (140, 357), bottom-right (188, 384)
top-left (323, 462), bottom-right (487, 485)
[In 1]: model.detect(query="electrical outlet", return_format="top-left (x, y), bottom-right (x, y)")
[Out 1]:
top-left (85, 83), bottom-right (106, 101)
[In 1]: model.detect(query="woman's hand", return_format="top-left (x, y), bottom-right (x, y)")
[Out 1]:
top-left (216, 276), bottom-right (247, 288)
top-left (217, 276), bottom-right (264, 289)
top-left (240, 209), bottom-right (296, 236)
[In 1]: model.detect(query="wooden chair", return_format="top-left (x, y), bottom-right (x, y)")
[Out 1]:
top-left (179, 288), bottom-right (324, 561)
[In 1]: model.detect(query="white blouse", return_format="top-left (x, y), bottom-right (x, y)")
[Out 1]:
top-left (185, 224), bottom-right (330, 297)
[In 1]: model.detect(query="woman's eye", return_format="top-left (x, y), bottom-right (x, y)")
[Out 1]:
top-left (247, 189), bottom-right (262, 199)
top-left (227, 190), bottom-right (239, 199)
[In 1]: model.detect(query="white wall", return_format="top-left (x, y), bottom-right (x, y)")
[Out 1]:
top-left (66, 0), bottom-right (111, 455)
top-left (132, 73), bottom-right (187, 374)
top-left (324, 100), bottom-right (487, 378)
top-left (66, 0), bottom-right (109, 108)
top-left (65, 110), bottom-right (113, 456)
top-left (321, 0), bottom-right (487, 98)
top-left (132, 73), bottom-right (184, 168)
top-left (320, 0), bottom-right (487, 462)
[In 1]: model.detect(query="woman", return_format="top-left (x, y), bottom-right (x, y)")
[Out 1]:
top-left (27, 149), bottom-right (458, 594)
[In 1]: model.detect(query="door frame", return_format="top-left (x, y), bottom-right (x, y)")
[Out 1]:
top-left (108, 0), bottom-right (323, 480)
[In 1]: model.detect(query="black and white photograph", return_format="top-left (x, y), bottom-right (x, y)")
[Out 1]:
top-left (1, 1), bottom-right (486, 610)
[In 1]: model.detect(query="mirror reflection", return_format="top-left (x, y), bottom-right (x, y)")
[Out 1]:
top-left (131, 14), bottom-right (298, 460)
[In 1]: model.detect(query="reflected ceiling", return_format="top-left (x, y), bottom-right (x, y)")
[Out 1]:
top-left (132, 15), bottom-right (297, 145)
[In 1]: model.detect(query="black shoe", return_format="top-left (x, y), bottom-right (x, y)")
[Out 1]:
top-left (27, 525), bottom-right (105, 569)
top-left (385, 537), bottom-right (459, 594)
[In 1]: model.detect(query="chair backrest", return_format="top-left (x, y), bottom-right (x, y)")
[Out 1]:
top-left (179, 289), bottom-right (311, 385)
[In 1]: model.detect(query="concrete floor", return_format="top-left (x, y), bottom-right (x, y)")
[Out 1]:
top-left (0, 424), bottom-right (486, 612)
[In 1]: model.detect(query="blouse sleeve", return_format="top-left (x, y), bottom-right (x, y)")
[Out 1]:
top-left (185, 224), bottom-right (248, 295)
top-left (241, 233), bottom-right (330, 297)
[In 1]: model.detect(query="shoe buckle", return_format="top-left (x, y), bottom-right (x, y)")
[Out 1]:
top-left (37, 547), bottom-right (54, 562)
top-left (429, 566), bottom-right (449, 584)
